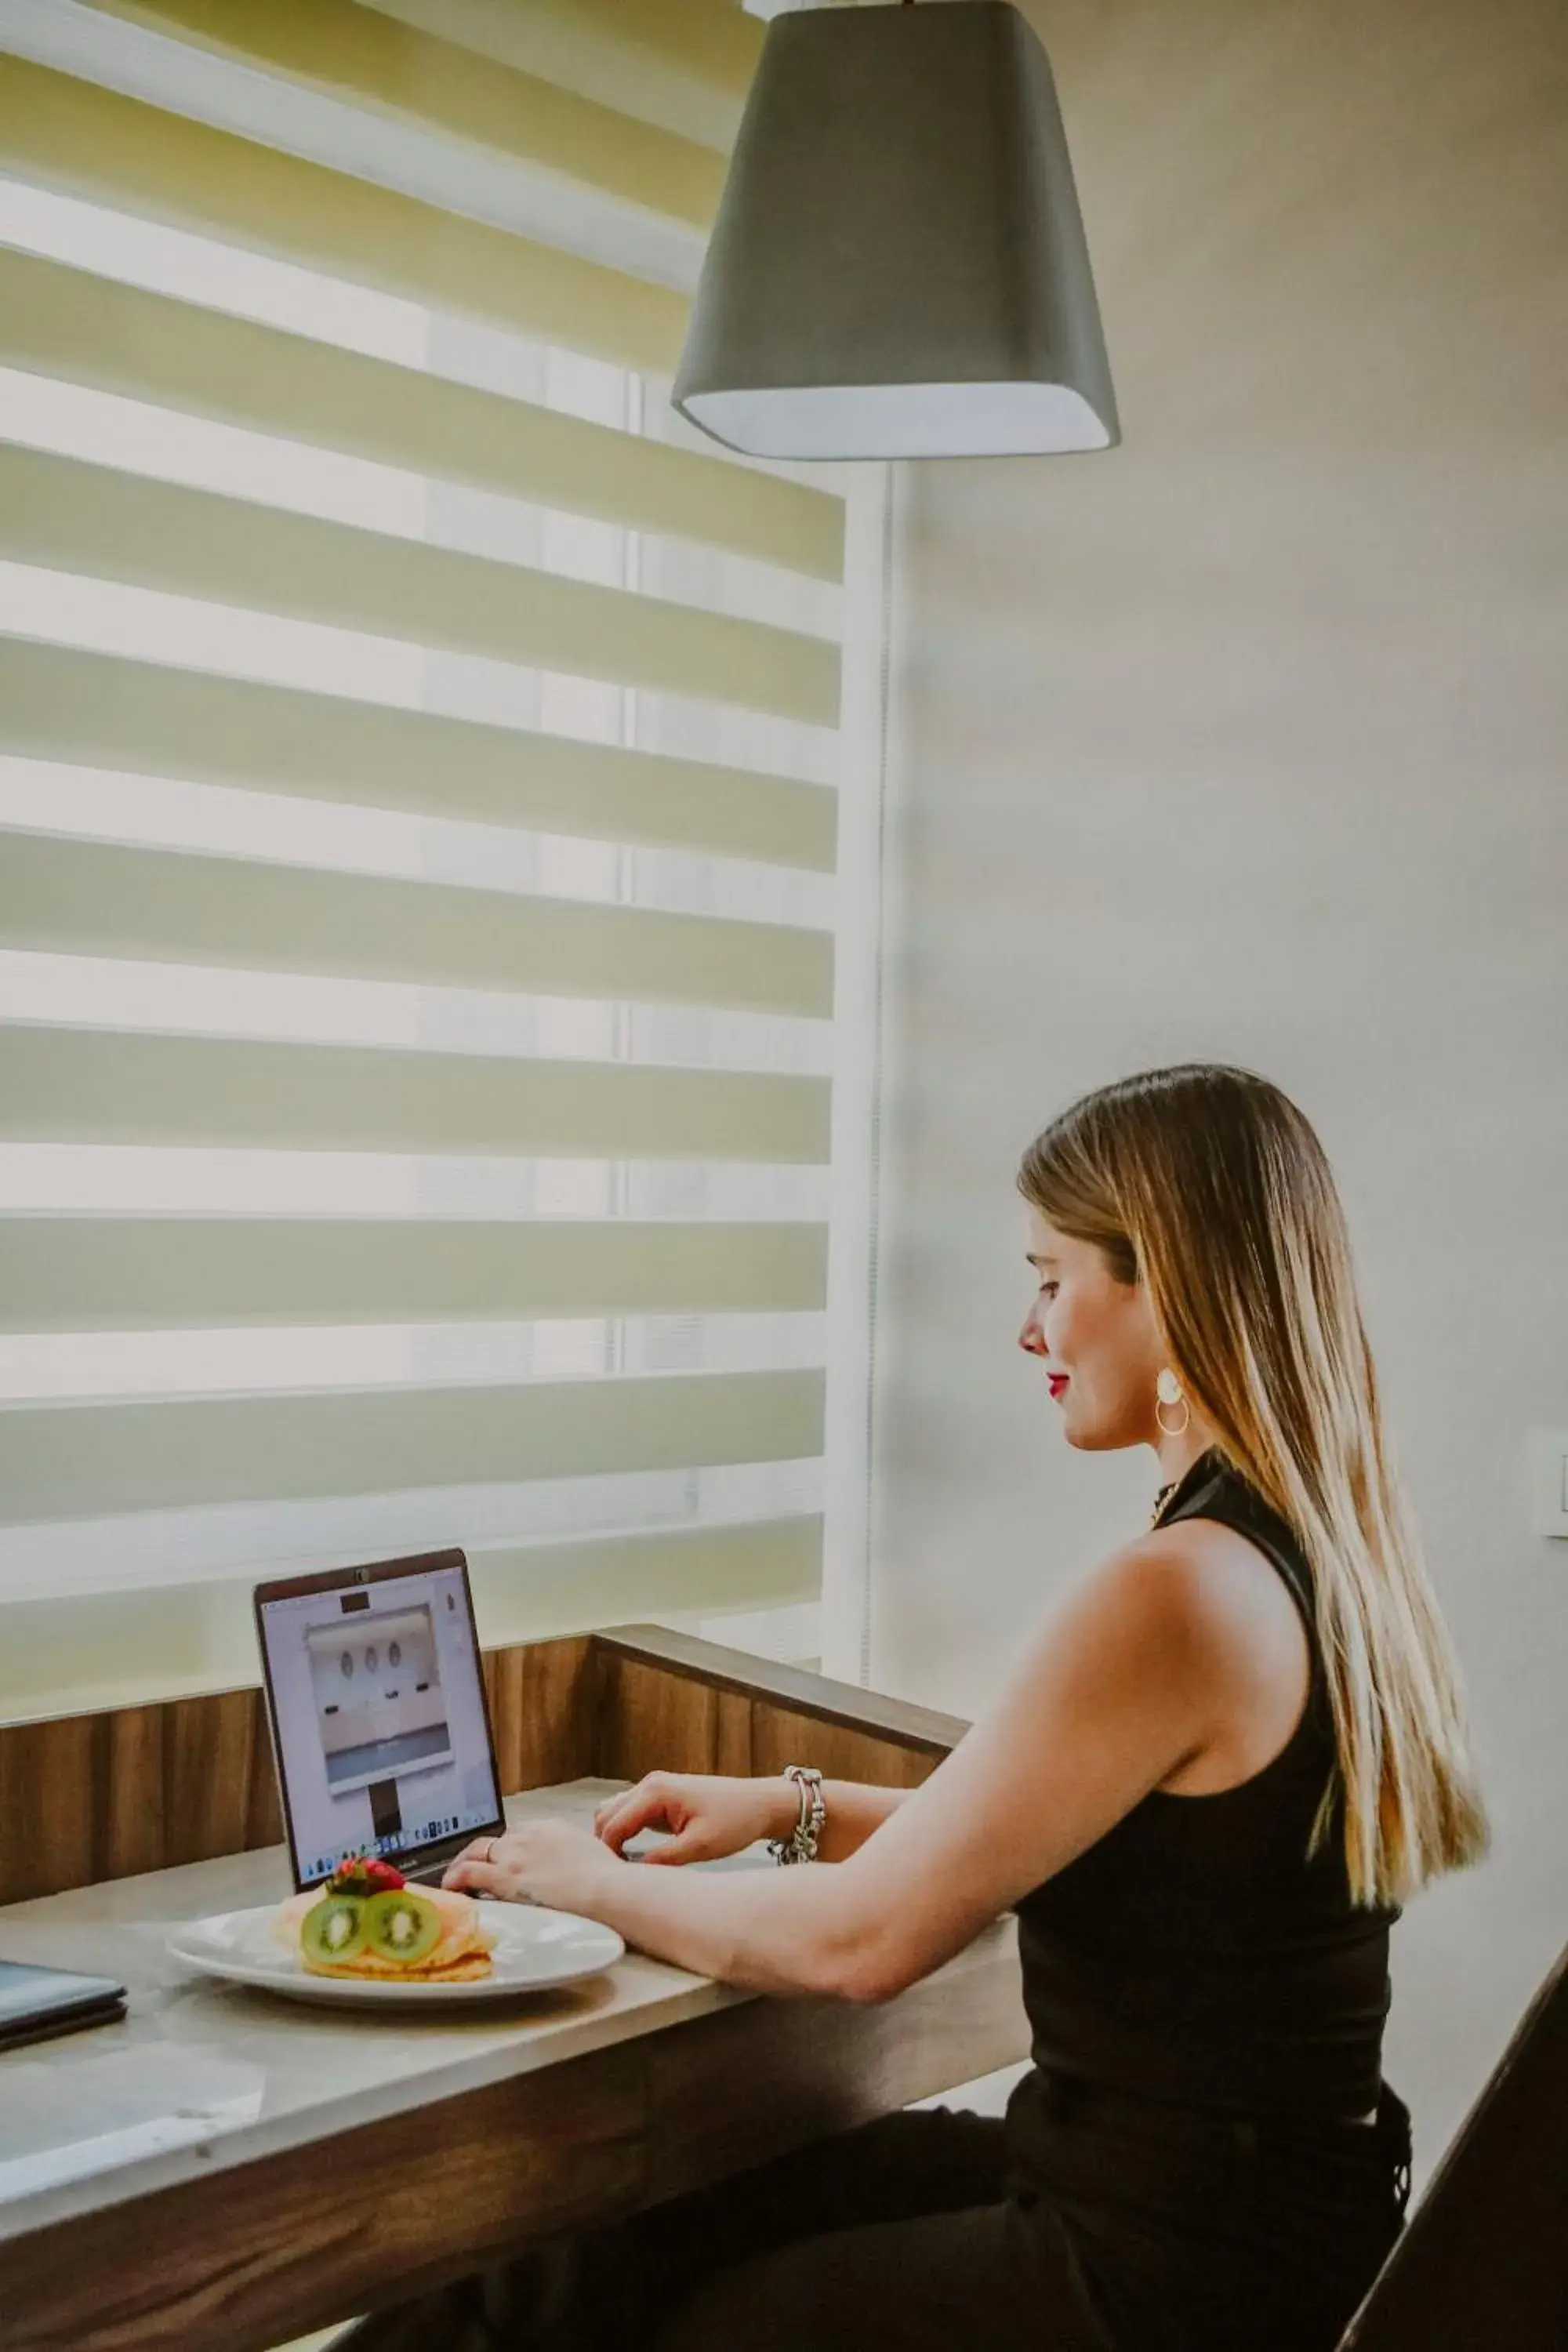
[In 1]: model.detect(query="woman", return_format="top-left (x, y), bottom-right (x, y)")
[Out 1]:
top-left (447, 1063), bottom-right (1487, 2352)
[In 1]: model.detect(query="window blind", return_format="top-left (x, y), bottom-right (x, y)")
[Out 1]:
top-left (0, 4), bottom-right (886, 1713)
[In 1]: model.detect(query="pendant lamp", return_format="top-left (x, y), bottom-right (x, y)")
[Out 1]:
top-left (672, 0), bottom-right (1119, 462)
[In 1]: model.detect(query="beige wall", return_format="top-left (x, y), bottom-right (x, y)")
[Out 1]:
top-left (872, 0), bottom-right (1567, 2180)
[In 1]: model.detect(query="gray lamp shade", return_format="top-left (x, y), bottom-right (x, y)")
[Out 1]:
top-left (673, 1), bottom-right (1119, 462)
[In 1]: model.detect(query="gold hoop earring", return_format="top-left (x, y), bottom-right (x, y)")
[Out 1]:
top-left (1155, 1368), bottom-right (1190, 1437)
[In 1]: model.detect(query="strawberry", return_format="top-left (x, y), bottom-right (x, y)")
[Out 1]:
top-left (328, 1852), bottom-right (406, 1895)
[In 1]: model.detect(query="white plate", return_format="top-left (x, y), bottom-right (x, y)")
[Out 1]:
top-left (168, 1901), bottom-right (625, 2009)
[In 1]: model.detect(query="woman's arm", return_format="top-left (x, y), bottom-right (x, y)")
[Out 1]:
top-left (591, 1772), bottom-right (909, 1865)
top-left (815, 1782), bottom-right (910, 1860)
top-left (446, 1526), bottom-right (1244, 1998)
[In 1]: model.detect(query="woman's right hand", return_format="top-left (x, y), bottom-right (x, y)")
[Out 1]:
top-left (592, 1772), bottom-right (794, 1865)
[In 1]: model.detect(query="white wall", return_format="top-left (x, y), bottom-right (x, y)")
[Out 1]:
top-left (871, 0), bottom-right (1567, 2181)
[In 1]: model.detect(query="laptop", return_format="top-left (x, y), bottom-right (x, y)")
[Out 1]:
top-left (254, 1547), bottom-right (506, 1893)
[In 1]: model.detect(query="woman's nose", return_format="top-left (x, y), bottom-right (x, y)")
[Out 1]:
top-left (1018, 1309), bottom-right (1046, 1356)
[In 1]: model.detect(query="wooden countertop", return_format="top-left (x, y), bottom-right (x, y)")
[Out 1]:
top-left (0, 1780), bottom-right (773, 2245)
top-left (0, 1628), bottom-right (1028, 2352)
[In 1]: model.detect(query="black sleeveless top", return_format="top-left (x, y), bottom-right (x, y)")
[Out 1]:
top-left (1010, 1448), bottom-right (1399, 2127)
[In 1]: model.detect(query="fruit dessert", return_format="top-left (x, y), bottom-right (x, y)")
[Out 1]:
top-left (272, 1855), bottom-right (495, 1983)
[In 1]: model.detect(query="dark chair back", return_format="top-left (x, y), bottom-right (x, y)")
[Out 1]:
top-left (1339, 1940), bottom-right (1567, 2350)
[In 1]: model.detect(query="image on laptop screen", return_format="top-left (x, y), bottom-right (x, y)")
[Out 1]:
top-left (257, 1557), bottom-right (501, 1886)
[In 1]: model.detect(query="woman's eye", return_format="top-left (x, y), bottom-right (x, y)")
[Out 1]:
top-left (1039, 1282), bottom-right (1058, 1300)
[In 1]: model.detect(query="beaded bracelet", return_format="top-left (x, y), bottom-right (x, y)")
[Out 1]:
top-left (768, 1763), bottom-right (826, 1865)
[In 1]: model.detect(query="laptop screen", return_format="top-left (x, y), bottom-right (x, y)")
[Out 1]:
top-left (257, 1555), bottom-right (502, 1886)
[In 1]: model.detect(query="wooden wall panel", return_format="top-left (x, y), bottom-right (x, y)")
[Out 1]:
top-left (0, 1689), bottom-right (289, 1906)
top-left (594, 1676), bottom-right (942, 1789)
top-left (0, 1711), bottom-right (96, 1904)
top-left (593, 1624), bottom-right (967, 1751)
top-left (100, 1703), bottom-right (167, 1884)
top-left (747, 1703), bottom-right (939, 1788)
top-left (245, 1708), bottom-right (287, 1852)
top-left (162, 1690), bottom-right (273, 1871)
top-left (0, 1639), bottom-right (583, 1905)
top-left (591, 1629), bottom-right (963, 1795)
top-left (0, 1625), bottom-right (965, 1906)
top-left (593, 1653), bottom-right (728, 1780)
top-left (713, 1686), bottom-right (753, 1777)
top-left (483, 1633), bottom-right (595, 1793)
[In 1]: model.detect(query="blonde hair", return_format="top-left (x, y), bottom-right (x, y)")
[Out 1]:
top-left (1019, 1062), bottom-right (1487, 1907)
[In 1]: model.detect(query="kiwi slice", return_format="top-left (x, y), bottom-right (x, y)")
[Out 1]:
top-left (364, 1887), bottom-right (442, 1967)
top-left (301, 1890), bottom-right (368, 1967)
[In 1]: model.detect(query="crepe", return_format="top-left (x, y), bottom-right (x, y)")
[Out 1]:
top-left (299, 1945), bottom-right (495, 1984)
top-left (273, 1882), bottom-right (495, 1983)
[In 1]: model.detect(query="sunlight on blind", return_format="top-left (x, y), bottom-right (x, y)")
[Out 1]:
top-left (0, 12), bottom-right (885, 1704)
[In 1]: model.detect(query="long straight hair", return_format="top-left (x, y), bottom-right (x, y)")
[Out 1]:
top-left (1018, 1062), bottom-right (1487, 1907)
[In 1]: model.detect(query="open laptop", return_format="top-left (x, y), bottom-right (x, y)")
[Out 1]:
top-left (254, 1547), bottom-right (506, 1893)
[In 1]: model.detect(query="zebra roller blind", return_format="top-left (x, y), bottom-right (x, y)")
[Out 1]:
top-left (0, 2), bottom-right (887, 1712)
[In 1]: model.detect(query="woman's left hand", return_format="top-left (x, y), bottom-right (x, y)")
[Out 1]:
top-left (442, 1819), bottom-right (617, 1914)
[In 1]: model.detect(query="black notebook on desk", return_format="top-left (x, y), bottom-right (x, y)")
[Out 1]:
top-left (0, 1961), bottom-right (126, 2054)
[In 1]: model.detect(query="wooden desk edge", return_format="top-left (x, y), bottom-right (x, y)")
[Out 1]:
top-left (0, 1926), bottom-right (1027, 2352)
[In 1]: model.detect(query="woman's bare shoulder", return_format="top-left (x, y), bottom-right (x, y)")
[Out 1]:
top-left (1131, 1514), bottom-right (1308, 1646)
top-left (1120, 1518), bottom-right (1312, 1790)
